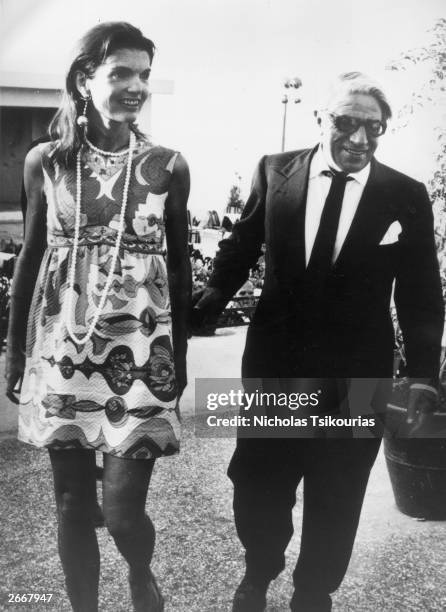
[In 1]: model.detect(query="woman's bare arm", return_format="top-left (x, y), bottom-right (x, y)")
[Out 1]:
top-left (164, 153), bottom-right (191, 398)
top-left (5, 145), bottom-right (47, 401)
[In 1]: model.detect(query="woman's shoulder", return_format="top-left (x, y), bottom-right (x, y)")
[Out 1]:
top-left (23, 141), bottom-right (60, 196)
top-left (26, 140), bottom-right (60, 169)
top-left (37, 141), bottom-right (64, 179)
top-left (135, 133), bottom-right (178, 161)
top-left (24, 140), bottom-right (53, 176)
top-left (26, 139), bottom-right (57, 158)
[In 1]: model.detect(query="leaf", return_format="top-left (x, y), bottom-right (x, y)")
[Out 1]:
top-left (73, 400), bottom-right (103, 412)
top-left (127, 405), bottom-right (164, 418)
top-left (144, 259), bottom-right (169, 308)
top-left (96, 314), bottom-right (143, 337)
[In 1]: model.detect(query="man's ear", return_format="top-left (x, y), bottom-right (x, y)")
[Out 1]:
top-left (314, 110), bottom-right (322, 126)
top-left (74, 71), bottom-right (90, 99)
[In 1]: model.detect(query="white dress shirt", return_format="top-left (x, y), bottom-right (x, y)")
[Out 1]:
top-left (304, 147), bottom-right (438, 397)
top-left (305, 145), bottom-right (371, 266)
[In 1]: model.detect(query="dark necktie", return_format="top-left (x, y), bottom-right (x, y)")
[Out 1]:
top-left (306, 169), bottom-right (353, 284)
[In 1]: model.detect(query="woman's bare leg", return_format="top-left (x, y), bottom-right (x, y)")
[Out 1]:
top-left (102, 454), bottom-right (155, 572)
top-left (102, 455), bottom-right (161, 610)
top-left (49, 449), bottom-right (100, 612)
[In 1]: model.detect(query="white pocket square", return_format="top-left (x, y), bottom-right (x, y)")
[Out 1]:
top-left (379, 221), bottom-right (402, 245)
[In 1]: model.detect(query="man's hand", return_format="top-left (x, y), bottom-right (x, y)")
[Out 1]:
top-left (406, 385), bottom-right (438, 436)
top-left (191, 287), bottom-right (225, 332)
top-left (192, 287), bottom-right (224, 311)
top-left (5, 346), bottom-right (25, 405)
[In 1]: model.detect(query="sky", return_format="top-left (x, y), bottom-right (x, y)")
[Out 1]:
top-left (0, 0), bottom-right (444, 216)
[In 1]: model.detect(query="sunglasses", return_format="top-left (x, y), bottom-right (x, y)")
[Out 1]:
top-left (329, 113), bottom-right (387, 137)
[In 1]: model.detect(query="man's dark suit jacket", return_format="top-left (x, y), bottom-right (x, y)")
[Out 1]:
top-left (209, 148), bottom-right (444, 386)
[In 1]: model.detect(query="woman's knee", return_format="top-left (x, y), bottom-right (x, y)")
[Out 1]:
top-left (58, 491), bottom-right (96, 524)
top-left (50, 449), bottom-right (97, 522)
top-left (105, 515), bottom-right (133, 539)
top-left (104, 507), bottom-right (153, 540)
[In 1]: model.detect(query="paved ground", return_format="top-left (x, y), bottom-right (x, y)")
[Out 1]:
top-left (1, 327), bottom-right (446, 611)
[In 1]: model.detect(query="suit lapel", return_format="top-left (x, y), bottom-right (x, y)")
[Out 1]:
top-left (272, 148), bottom-right (314, 286)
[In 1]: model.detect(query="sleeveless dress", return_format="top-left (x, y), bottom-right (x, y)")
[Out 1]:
top-left (18, 137), bottom-right (181, 460)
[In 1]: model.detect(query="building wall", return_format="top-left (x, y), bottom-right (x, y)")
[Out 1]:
top-left (0, 106), bottom-right (54, 209)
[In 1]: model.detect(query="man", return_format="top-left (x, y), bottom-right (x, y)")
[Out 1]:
top-left (195, 72), bottom-right (444, 611)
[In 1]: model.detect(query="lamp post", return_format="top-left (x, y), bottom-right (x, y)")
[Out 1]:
top-left (281, 77), bottom-right (302, 152)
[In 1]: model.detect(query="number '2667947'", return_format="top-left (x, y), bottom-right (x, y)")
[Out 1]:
top-left (8, 594), bottom-right (53, 603)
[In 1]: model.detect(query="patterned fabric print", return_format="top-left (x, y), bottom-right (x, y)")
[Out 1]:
top-left (18, 138), bottom-right (181, 460)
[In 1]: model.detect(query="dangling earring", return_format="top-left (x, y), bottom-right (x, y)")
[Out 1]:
top-left (76, 96), bottom-right (90, 131)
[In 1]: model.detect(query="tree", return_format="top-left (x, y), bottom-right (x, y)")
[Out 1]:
top-left (387, 18), bottom-right (446, 262)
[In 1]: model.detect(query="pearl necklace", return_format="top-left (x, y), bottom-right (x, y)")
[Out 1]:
top-left (84, 135), bottom-right (132, 157)
top-left (66, 130), bottom-right (136, 345)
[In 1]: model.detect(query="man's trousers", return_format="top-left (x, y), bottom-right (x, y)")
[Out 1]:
top-left (228, 437), bottom-right (381, 611)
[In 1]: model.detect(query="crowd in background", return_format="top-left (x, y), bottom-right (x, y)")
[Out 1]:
top-left (189, 245), bottom-right (265, 294)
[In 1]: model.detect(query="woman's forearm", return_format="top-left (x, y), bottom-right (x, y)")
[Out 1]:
top-left (169, 261), bottom-right (192, 360)
top-left (7, 249), bottom-right (44, 351)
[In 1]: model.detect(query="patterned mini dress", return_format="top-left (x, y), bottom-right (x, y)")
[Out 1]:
top-left (18, 136), bottom-right (181, 459)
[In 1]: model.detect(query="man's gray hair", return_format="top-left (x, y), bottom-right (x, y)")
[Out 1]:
top-left (318, 71), bottom-right (392, 121)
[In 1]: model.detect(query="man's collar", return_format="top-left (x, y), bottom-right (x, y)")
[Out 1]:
top-left (310, 144), bottom-right (371, 185)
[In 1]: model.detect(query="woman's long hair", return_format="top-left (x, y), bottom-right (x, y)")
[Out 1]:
top-left (49, 22), bottom-right (155, 167)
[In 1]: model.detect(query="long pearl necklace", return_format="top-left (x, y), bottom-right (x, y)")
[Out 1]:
top-left (66, 130), bottom-right (136, 345)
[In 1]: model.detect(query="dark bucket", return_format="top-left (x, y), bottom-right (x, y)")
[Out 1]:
top-left (384, 404), bottom-right (446, 519)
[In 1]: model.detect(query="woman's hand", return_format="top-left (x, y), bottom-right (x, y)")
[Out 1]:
top-left (5, 344), bottom-right (25, 404)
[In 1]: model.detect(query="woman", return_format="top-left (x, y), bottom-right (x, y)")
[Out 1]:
top-left (5, 21), bottom-right (191, 612)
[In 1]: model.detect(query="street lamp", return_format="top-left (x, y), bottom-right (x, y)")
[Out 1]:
top-left (281, 77), bottom-right (302, 152)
